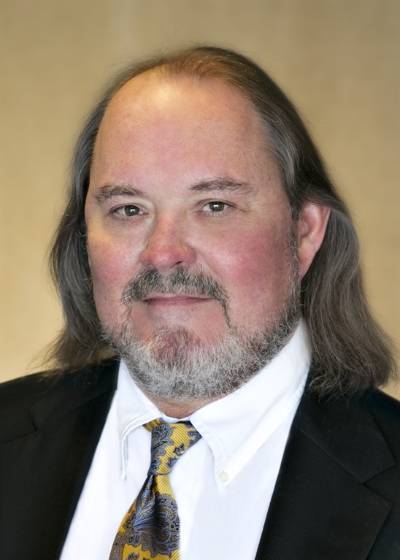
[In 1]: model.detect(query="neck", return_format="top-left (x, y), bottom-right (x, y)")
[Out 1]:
top-left (145, 393), bottom-right (216, 419)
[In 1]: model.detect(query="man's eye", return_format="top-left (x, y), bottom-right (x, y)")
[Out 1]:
top-left (203, 201), bottom-right (230, 214)
top-left (112, 204), bottom-right (142, 217)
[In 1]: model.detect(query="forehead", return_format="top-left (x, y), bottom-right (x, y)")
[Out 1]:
top-left (91, 72), bottom-right (281, 189)
top-left (103, 71), bottom-right (264, 133)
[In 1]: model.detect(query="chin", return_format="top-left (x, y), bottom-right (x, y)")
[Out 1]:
top-left (141, 326), bottom-right (204, 365)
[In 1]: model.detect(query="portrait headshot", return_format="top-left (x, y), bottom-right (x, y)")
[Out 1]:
top-left (1, 2), bottom-right (399, 560)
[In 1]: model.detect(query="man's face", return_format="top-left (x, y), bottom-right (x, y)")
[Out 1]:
top-left (85, 74), bottom-right (304, 398)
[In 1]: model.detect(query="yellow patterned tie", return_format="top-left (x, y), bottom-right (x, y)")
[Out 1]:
top-left (109, 419), bottom-right (202, 560)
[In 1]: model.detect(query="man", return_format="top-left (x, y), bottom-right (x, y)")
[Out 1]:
top-left (0, 47), bottom-right (399, 560)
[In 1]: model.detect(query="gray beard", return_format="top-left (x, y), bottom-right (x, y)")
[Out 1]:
top-left (101, 252), bottom-right (301, 401)
top-left (103, 310), bottom-right (299, 401)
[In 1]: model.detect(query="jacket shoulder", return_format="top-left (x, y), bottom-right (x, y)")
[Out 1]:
top-left (0, 371), bottom-right (58, 412)
top-left (0, 359), bottom-right (117, 407)
top-left (367, 387), bottom-right (400, 414)
top-left (0, 360), bottom-right (119, 442)
top-left (366, 388), bottom-right (400, 455)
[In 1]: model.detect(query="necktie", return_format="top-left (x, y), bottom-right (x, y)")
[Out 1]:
top-left (109, 418), bottom-right (202, 560)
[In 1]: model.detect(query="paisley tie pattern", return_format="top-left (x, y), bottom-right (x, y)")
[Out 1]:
top-left (109, 419), bottom-right (202, 560)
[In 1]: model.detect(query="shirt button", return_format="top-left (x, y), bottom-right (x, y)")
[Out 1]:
top-left (219, 471), bottom-right (229, 483)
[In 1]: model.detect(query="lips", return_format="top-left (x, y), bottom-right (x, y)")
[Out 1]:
top-left (142, 294), bottom-right (211, 305)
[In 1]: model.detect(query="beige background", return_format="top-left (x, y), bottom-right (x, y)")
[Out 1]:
top-left (1, 0), bottom-right (399, 396)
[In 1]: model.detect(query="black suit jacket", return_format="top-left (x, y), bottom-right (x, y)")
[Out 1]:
top-left (0, 359), bottom-right (399, 560)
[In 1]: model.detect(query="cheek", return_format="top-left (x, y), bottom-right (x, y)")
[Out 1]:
top-left (217, 228), bottom-right (290, 285)
top-left (87, 233), bottom-right (138, 307)
top-left (209, 229), bottom-right (294, 320)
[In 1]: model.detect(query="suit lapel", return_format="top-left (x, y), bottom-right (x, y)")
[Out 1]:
top-left (255, 389), bottom-right (394, 560)
top-left (0, 360), bottom-right (118, 560)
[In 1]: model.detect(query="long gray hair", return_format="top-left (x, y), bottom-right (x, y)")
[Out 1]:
top-left (49, 46), bottom-right (396, 394)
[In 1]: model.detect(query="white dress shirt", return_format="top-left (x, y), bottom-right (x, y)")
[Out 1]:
top-left (60, 320), bottom-right (310, 560)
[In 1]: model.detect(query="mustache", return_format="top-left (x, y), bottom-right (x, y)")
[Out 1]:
top-left (121, 267), bottom-right (228, 305)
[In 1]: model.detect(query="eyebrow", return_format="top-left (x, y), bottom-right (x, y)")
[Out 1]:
top-left (94, 177), bottom-right (252, 203)
top-left (94, 184), bottom-right (144, 202)
top-left (189, 177), bottom-right (252, 193)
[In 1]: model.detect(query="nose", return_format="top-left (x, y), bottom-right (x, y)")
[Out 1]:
top-left (139, 216), bottom-right (196, 273)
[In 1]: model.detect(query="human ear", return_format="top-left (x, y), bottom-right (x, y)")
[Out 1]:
top-left (296, 202), bottom-right (331, 279)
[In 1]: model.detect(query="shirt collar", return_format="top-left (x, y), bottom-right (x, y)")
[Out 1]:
top-left (116, 319), bottom-right (310, 481)
top-left (190, 319), bottom-right (310, 483)
top-left (116, 363), bottom-right (160, 479)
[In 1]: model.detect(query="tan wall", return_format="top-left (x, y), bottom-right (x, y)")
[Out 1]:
top-left (1, 0), bottom-right (399, 396)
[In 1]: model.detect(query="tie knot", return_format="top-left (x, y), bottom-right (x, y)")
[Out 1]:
top-left (145, 419), bottom-right (201, 475)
